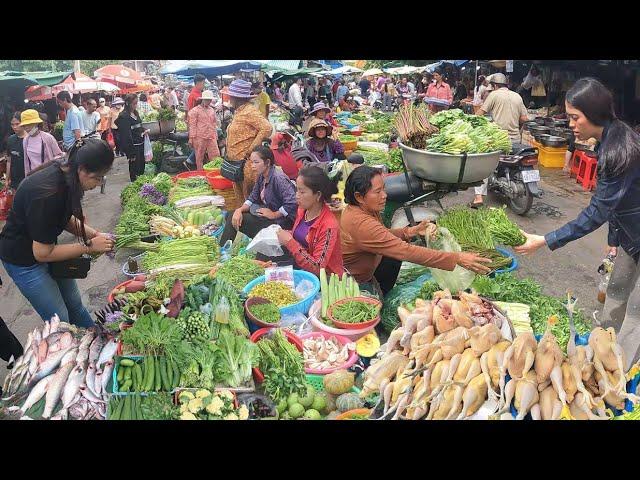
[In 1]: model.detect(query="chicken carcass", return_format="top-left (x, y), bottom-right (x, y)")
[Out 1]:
top-left (433, 298), bottom-right (456, 334)
top-left (413, 299), bottom-right (434, 331)
top-left (457, 373), bottom-right (488, 419)
top-left (534, 317), bottom-right (564, 386)
top-left (469, 323), bottom-right (502, 357)
top-left (503, 332), bottom-right (537, 380)
top-left (502, 370), bottom-right (540, 420)
top-left (589, 327), bottom-right (627, 393)
top-left (453, 348), bottom-right (481, 387)
top-left (569, 392), bottom-right (609, 420)
top-left (561, 361), bottom-right (577, 404)
top-left (410, 325), bottom-right (435, 352)
top-left (539, 385), bottom-right (563, 420)
top-left (429, 384), bottom-right (464, 420)
top-left (360, 351), bottom-right (410, 398)
top-left (451, 301), bottom-right (474, 329)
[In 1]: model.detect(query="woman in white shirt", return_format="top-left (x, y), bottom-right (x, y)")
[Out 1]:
top-left (473, 75), bottom-right (489, 112)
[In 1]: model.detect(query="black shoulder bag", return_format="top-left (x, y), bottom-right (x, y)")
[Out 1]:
top-left (48, 254), bottom-right (92, 279)
top-left (221, 157), bottom-right (245, 182)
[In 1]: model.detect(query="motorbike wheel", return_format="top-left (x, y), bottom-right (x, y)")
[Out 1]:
top-left (508, 182), bottom-right (533, 215)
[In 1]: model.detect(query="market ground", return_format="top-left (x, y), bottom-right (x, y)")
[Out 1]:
top-left (0, 162), bottom-right (606, 385)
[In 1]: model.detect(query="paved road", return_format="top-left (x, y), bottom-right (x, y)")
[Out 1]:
top-left (0, 162), bottom-right (606, 385)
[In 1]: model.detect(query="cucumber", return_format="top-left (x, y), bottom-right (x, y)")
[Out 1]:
top-left (171, 360), bottom-right (181, 389)
top-left (112, 397), bottom-right (124, 420)
top-left (117, 363), bottom-right (125, 384)
top-left (142, 356), bottom-right (152, 391)
top-left (144, 357), bottom-right (155, 391)
top-left (154, 356), bottom-right (162, 391)
top-left (166, 358), bottom-right (174, 388)
top-left (121, 379), bottom-right (132, 392)
top-left (124, 366), bottom-right (132, 381)
top-left (133, 364), bottom-right (143, 392)
top-left (159, 357), bottom-right (170, 391)
top-left (120, 358), bottom-right (135, 367)
top-left (131, 395), bottom-right (139, 420)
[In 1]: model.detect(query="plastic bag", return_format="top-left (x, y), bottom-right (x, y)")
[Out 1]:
top-left (294, 279), bottom-right (315, 300)
top-left (0, 188), bottom-right (14, 221)
top-left (280, 312), bottom-right (312, 336)
top-left (143, 135), bottom-right (153, 162)
top-left (426, 227), bottom-right (476, 293)
top-left (245, 224), bottom-right (284, 257)
top-left (381, 273), bottom-right (432, 333)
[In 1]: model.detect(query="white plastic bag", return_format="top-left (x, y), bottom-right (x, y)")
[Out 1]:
top-left (294, 279), bottom-right (316, 300)
top-left (143, 135), bottom-right (153, 163)
top-left (245, 224), bottom-right (284, 257)
top-left (426, 227), bottom-right (476, 293)
top-left (280, 312), bottom-right (312, 336)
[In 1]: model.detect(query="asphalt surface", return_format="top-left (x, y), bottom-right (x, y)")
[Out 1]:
top-left (0, 162), bottom-right (606, 385)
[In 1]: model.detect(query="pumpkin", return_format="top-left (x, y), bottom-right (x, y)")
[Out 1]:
top-left (336, 393), bottom-right (365, 413)
top-left (325, 393), bottom-right (337, 412)
top-left (356, 333), bottom-right (380, 358)
top-left (323, 370), bottom-right (355, 396)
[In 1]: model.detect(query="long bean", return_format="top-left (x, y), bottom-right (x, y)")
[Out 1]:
top-left (332, 301), bottom-right (379, 324)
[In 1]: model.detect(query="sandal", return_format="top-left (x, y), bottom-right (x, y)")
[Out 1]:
top-left (468, 201), bottom-right (484, 209)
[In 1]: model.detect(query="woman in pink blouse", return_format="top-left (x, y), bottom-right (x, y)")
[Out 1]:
top-left (425, 68), bottom-right (453, 112)
top-left (20, 109), bottom-right (64, 176)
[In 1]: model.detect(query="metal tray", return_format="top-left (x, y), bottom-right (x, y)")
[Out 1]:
top-left (399, 142), bottom-right (501, 184)
top-left (541, 135), bottom-right (568, 148)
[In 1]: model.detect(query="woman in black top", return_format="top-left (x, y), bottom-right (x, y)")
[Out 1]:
top-left (5, 112), bottom-right (26, 189)
top-left (115, 94), bottom-right (149, 182)
top-left (0, 139), bottom-right (115, 327)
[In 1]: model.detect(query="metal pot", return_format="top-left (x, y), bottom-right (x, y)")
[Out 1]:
top-left (543, 117), bottom-right (557, 127)
top-left (541, 135), bottom-right (568, 148)
top-left (554, 128), bottom-right (575, 142)
top-left (552, 119), bottom-right (569, 128)
top-left (535, 133), bottom-right (552, 143)
top-left (529, 125), bottom-right (551, 135)
top-left (523, 121), bottom-right (538, 132)
top-left (534, 116), bottom-right (546, 125)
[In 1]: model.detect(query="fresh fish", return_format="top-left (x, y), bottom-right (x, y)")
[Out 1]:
top-left (28, 352), bottom-right (39, 376)
top-left (20, 376), bottom-right (54, 413)
top-left (60, 347), bottom-right (78, 366)
top-left (68, 395), bottom-right (87, 419)
top-left (50, 410), bottom-right (68, 421)
top-left (49, 314), bottom-right (61, 334)
top-left (42, 360), bottom-right (75, 419)
top-left (85, 364), bottom-right (98, 396)
top-left (78, 330), bottom-right (96, 351)
top-left (79, 385), bottom-right (106, 404)
top-left (62, 365), bottom-right (85, 410)
top-left (76, 347), bottom-right (89, 370)
top-left (32, 328), bottom-right (42, 347)
top-left (101, 361), bottom-right (114, 395)
top-left (94, 372), bottom-right (103, 397)
top-left (88, 336), bottom-right (105, 366)
top-left (28, 346), bottom-right (74, 387)
top-left (42, 321), bottom-right (51, 339)
top-left (96, 339), bottom-right (118, 370)
top-left (96, 403), bottom-right (107, 419)
top-left (7, 365), bottom-right (29, 396)
top-left (37, 341), bottom-right (49, 363)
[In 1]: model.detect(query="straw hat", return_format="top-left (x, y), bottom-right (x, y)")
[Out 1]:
top-left (308, 118), bottom-right (333, 137)
top-left (19, 109), bottom-right (43, 127)
top-left (199, 90), bottom-right (215, 101)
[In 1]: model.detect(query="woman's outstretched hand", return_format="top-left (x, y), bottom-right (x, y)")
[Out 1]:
top-left (456, 252), bottom-right (493, 274)
top-left (514, 231), bottom-right (547, 255)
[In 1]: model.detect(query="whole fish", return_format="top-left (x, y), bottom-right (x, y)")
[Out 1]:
top-left (28, 352), bottom-right (39, 376)
top-left (96, 339), bottom-right (118, 370)
top-left (28, 346), bottom-right (74, 388)
top-left (85, 364), bottom-right (98, 397)
top-left (41, 321), bottom-right (51, 339)
top-left (78, 330), bottom-right (96, 351)
top-left (19, 375), bottom-right (53, 413)
top-left (49, 314), bottom-right (61, 334)
top-left (79, 385), bottom-right (106, 404)
top-left (60, 347), bottom-right (78, 365)
top-left (7, 365), bottom-right (30, 397)
top-left (50, 410), bottom-right (68, 421)
top-left (37, 341), bottom-right (49, 363)
top-left (88, 336), bottom-right (105, 366)
top-left (101, 361), bottom-right (114, 395)
top-left (68, 395), bottom-right (88, 419)
top-left (42, 360), bottom-right (75, 419)
top-left (62, 365), bottom-right (85, 410)
top-left (94, 371), bottom-right (103, 397)
top-left (76, 347), bottom-right (89, 371)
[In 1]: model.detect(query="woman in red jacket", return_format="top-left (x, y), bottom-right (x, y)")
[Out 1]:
top-left (275, 165), bottom-right (343, 276)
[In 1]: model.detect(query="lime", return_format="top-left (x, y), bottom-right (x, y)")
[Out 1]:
top-left (311, 394), bottom-right (328, 413)
top-left (277, 399), bottom-right (288, 414)
top-left (298, 385), bottom-right (315, 408)
top-left (287, 393), bottom-right (300, 408)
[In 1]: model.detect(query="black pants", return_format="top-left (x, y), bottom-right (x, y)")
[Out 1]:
top-left (0, 316), bottom-right (23, 365)
top-left (290, 106), bottom-right (304, 127)
top-left (128, 144), bottom-right (145, 182)
top-left (373, 256), bottom-right (403, 297)
top-left (218, 212), bottom-right (294, 264)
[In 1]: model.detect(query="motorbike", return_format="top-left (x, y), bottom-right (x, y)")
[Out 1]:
top-left (486, 143), bottom-right (541, 215)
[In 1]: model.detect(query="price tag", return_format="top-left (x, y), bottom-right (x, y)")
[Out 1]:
top-left (265, 265), bottom-right (295, 288)
top-left (521, 169), bottom-right (540, 183)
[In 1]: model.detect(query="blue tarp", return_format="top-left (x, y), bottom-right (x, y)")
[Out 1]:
top-left (159, 60), bottom-right (262, 76)
top-left (316, 60), bottom-right (344, 70)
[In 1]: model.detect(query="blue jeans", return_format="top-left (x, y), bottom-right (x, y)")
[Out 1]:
top-left (2, 261), bottom-right (94, 328)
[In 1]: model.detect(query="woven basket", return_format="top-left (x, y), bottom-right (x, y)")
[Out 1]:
top-left (214, 188), bottom-right (242, 211)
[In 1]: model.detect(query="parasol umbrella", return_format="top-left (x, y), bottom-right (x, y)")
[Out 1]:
top-left (25, 84), bottom-right (54, 101)
top-left (94, 65), bottom-right (143, 85)
top-left (361, 68), bottom-right (384, 77)
top-left (52, 73), bottom-right (120, 95)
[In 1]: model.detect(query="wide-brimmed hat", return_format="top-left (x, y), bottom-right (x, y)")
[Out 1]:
top-left (308, 118), bottom-right (333, 137)
top-left (488, 73), bottom-right (507, 85)
top-left (199, 90), bottom-right (215, 101)
top-left (309, 101), bottom-right (331, 116)
top-left (228, 79), bottom-right (256, 99)
top-left (111, 97), bottom-right (125, 106)
top-left (19, 109), bottom-right (43, 127)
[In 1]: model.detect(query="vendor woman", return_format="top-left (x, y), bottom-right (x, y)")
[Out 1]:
top-left (0, 139), bottom-right (116, 327)
top-left (275, 165), bottom-right (343, 276)
top-left (516, 77), bottom-right (640, 371)
top-left (305, 119), bottom-right (346, 163)
top-left (304, 101), bottom-right (338, 137)
top-left (341, 166), bottom-right (491, 296)
top-left (219, 144), bottom-right (297, 246)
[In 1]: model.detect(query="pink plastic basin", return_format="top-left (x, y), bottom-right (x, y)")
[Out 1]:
top-left (299, 331), bottom-right (359, 375)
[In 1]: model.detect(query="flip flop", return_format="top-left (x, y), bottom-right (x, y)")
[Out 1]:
top-left (468, 201), bottom-right (484, 209)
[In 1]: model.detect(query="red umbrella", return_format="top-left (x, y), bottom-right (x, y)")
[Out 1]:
top-left (94, 65), bottom-right (143, 85)
top-left (25, 85), bottom-right (54, 101)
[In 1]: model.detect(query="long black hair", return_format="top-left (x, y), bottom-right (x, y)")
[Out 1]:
top-left (123, 93), bottom-right (139, 116)
top-left (298, 165), bottom-right (338, 203)
top-left (251, 143), bottom-right (275, 167)
top-left (566, 77), bottom-right (640, 176)
top-left (344, 165), bottom-right (382, 206)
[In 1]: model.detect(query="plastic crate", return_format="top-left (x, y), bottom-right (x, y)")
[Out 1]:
top-left (112, 355), bottom-right (176, 395)
top-left (242, 270), bottom-right (320, 317)
top-left (538, 144), bottom-right (567, 168)
top-left (305, 374), bottom-right (360, 395)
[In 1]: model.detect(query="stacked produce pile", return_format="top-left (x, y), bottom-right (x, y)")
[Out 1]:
top-left (1, 317), bottom-right (118, 420)
top-left (363, 289), bottom-right (640, 420)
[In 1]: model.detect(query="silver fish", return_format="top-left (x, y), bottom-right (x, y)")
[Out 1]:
top-left (88, 335), bottom-right (105, 366)
top-left (20, 375), bottom-right (53, 413)
top-left (76, 347), bottom-right (89, 371)
top-left (28, 346), bottom-right (74, 387)
top-left (78, 330), bottom-right (96, 351)
top-left (62, 364), bottom-right (85, 410)
top-left (49, 314), bottom-right (61, 334)
top-left (79, 385), bottom-right (106, 404)
top-left (50, 410), bottom-right (68, 421)
top-left (68, 395), bottom-right (88, 419)
top-left (28, 352), bottom-right (39, 376)
top-left (7, 365), bottom-right (29, 396)
top-left (94, 372), bottom-right (103, 397)
top-left (41, 321), bottom-right (51, 339)
top-left (85, 364), bottom-right (98, 397)
top-left (101, 361), bottom-right (114, 395)
top-left (60, 347), bottom-right (78, 365)
top-left (96, 339), bottom-right (118, 370)
top-left (42, 360), bottom-right (75, 419)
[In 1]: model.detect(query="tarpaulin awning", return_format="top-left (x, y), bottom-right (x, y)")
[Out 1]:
top-left (18, 71), bottom-right (73, 86)
top-left (362, 68), bottom-right (384, 77)
top-left (160, 60), bottom-right (262, 76)
top-left (316, 60), bottom-right (344, 70)
top-left (258, 60), bottom-right (303, 72)
top-left (328, 65), bottom-right (363, 75)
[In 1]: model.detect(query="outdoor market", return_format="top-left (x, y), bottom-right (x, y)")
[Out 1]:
top-left (0, 59), bottom-right (639, 421)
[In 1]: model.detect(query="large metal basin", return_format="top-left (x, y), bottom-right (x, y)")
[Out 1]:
top-left (399, 142), bottom-right (501, 183)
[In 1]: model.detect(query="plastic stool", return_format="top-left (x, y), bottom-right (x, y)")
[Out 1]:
top-left (576, 154), bottom-right (598, 191)
top-left (569, 151), bottom-right (582, 178)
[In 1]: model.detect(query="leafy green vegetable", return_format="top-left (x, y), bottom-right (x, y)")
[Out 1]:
top-left (436, 206), bottom-right (495, 250)
top-left (158, 107), bottom-right (177, 121)
top-left (418, 280), bottom-right (441, 300)
top-left (480, 207), bottom-right (526, 246)
top-left (249, 303), bottom-right (281, 324)
top-left (256, 329), bottom-right (306, 402)
top-left (120, 311), bottom-right (185, 359)
top-left (142, 236), bottom-right (220, 271)
top-left (217, 330), bottom-right (259, 388)
top-left (214, 254), bottom-right (264, 291)
top-left (141, 393), bottom-right (180, 420)
top-left (426, 111), bottom-right (511, 154)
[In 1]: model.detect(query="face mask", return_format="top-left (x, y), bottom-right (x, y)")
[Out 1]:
top-left (27, 126), bottom-right (39, 136)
